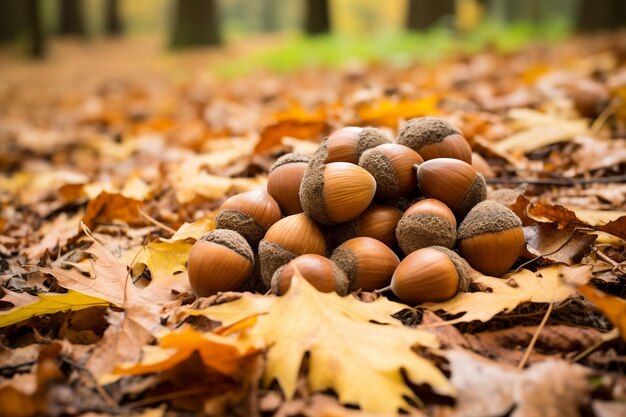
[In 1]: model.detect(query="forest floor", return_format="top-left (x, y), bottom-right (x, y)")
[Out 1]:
top-left (1, 32), bottom-right (626, 417)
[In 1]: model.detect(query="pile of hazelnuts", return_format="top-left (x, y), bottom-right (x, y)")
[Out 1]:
top-left (188, 117), bottom-right (525, 305)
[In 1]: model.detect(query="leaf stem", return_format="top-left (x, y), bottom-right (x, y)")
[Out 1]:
top-left (517, 302), bottom-right (553, 370)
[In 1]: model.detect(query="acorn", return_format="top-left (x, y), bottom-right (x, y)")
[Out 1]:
top-left (267, 153), bottom-right (311, 215)
top-left (396, 199), bottom-right (457, 255)
top-left (188, 230), bottom-right (254, 297)
top-left (258, 213), bottom-right (326, 286)
top-left (271, 254), bottom-right (349, 295)
top-left (416, 158), bottom-right (487, 219)
top-left (390, 246), bottom-right (472, 305)
top-left (358, 143), bottom-right (423, 202)
top-left (215, 190), bottom-right (282, 248)
top-left (331, 237), bottom-right (400, 291)
top-left (397, 117), bottom-right (472, 163)
top-left (457, 200), bottom-right (525, 277)
top-left (471, 152), bottom-right (495, 178)
top-left (300, 138), bottom-right (377, 225)
top-left (325, 126), bottom-right (391, 164)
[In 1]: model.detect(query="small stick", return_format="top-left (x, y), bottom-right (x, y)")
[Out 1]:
top-left (571, 328), bottom-right (620, 363)
top-left (486, 175), bottom-right (626, 186)
top-left (517, 302), bottom-right (554, 370)
top-left (138, 208), bottom-right (177, 235)
top-left (373, 285), bottom-right (392, 294)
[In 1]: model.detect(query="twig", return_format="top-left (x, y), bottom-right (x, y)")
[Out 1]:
top-left (138, 208), bottom-right (177, 235)
top-left (593, 247), bottom-right (626, 275)
top-left (486, 175), bottom-right (626, 186)
top-left (124, 386), bottom-right (213, 409)
top-left (589, 99), bottom-right (619, 136)
top-left (571, 328), bottom-right (620, 363)
top-left (517, 303), bottom-right (553, 370)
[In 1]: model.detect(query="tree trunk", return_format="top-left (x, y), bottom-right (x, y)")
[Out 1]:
top-left (406, 0), bottom-right (454, 30)
top-left (104, 0), bottom-right (123, 36)
top-left (58, 0), bottom-right (86, 37)
top-left (578, 0), bottom-right (626, 32)
top-left (0, 0), bottom-right (20, 43)
top-left (25, 0), bottom-right (45, 58)
top-left (170, 0), bottom-right (221, 48)
top-left (261, 0), bottom-right (279, 32)
top-left (304, 0), bottom-right (330, 35)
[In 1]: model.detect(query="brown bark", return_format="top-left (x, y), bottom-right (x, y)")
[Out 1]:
top-left (170, 0), bottom-right (222, 48)
top-left (304, 0), bottom-right (331, 35)
top-left (406, 0), bottom-right (454, 30)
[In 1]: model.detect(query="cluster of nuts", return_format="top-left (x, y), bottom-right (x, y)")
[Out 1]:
top-left (188, 117), bottom-right (525, 305)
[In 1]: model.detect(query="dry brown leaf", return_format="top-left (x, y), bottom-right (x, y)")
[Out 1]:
top-left (524, 223), bottom-right (596, 264)
top-left (444, 349), bottom-right (590, 417)
top-left (81, 191), bottom-right (144, 229)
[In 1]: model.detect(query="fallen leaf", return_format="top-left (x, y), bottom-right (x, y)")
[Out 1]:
top-left (0, 290), bottom-right (108, 328)
top-left (256, 107), bottom-right (328, 154)
top-left (123, 240), bottom-right (193, 300)
top-left (578, 284), bottom-right (626, 342)
top-left (524, 223), bottom-right (596, 264)
top-left (358, 97), bottom-right (439, 128)
top-left (81, 191), bottom-right (143, 229)
top-left (495, 111), bottom-right (588, 154)
top-left (444, 349), bottom-right (590, 417)
top-left (422, 265), bottom-right (593, 324)
top-left (161, 216), bottom-right (215, 242)
top-left (196, 274), bottom-right (453, 414)
top-left (115, 325), bottom-right (258, 376)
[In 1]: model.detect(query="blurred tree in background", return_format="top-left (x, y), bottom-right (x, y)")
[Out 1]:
top-left (58, 0), bottom-right (87, 37)
top-left (406, 0), bottom-right (454, 30)
top-left (305, 0), bottom-right (331, 35)
top-left (104, 0), bottom-right (124, 36)
top-left (170, 0), bottom-right (222, 48)
top-left (578, 0), bottom-right (626, 32)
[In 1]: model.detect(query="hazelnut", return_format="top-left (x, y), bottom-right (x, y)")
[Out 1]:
top-left (215, 190), bottom-right (282, 248)
top-left (396, 199), bottom-right (456, 255)
top-left (331, 237), bottom-right (400, 292)
top-left (416, 158), bottom-right (487, 219)
top-left (391, 246), bottom-right (472, 304)
top-left (300, 138), bottom-right (376, 225)
top-left (258, 213), bottom-right (326, 286)
top-left (325, 126), bottom-right (391, 164)
top-left (397, 117), bottom-right (472, 163)
top-left (271, 254), bottom-right (349, 295)
top-left (358, 143), bottom-right (423, 202)
top-left (188, 230), bottom-right (254, 297)
top-left (457, 200), bottom-right (525, 277)
top-left (267, 153), bottom-right (311, 215)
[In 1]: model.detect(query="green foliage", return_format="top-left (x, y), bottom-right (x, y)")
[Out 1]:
top-left (214, 19), bottom-right (571, 78)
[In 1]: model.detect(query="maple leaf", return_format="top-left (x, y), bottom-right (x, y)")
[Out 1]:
top-left (0, 290), bottom-right (108, 328)
top-left (195, 274), bottom-right (454, 414)
top-left (422, 265), bottom-right (592, 324)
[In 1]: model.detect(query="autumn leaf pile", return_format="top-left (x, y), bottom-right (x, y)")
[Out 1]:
top-left (1, 33), bottom-right (626, 416)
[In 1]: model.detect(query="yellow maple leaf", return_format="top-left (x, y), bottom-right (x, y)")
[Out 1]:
top-left (0, 290), bottom-right (108, 328)
top-left (422, 265), bottom-right (592, 324)
top-left (195, 275), bottom-right (454, 414)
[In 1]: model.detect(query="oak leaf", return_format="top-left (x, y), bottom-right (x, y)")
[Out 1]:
top-left (196, 274), bottom-right (454, 414)
top-left (422, 265), bottom-right (592, 324)
top-left (81, 191), bottom-right (143, 229)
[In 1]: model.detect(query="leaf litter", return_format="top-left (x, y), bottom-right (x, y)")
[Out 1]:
top-left (1, 33), bottom-right (626, 416)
